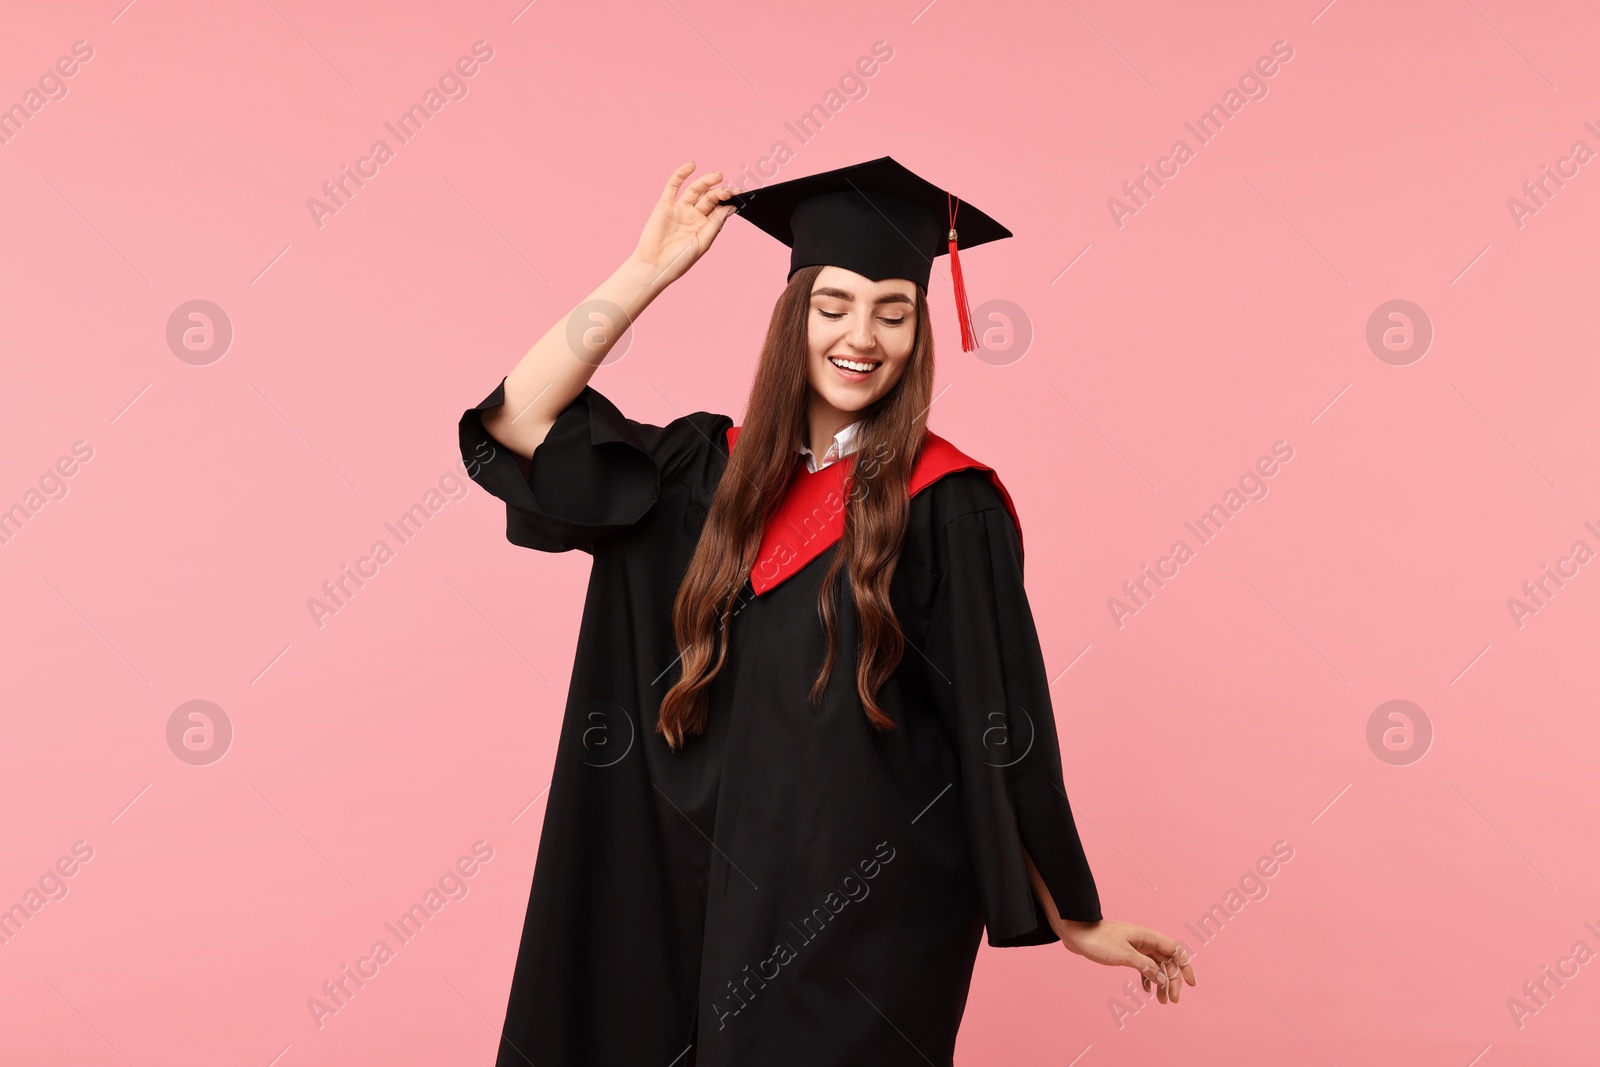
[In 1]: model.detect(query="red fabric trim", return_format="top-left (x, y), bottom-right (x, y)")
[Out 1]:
top-left (723, 425), bottom-right (1023, 595)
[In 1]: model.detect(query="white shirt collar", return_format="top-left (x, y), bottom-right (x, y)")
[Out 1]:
top-left (798, 419), bottom-right (863, 473)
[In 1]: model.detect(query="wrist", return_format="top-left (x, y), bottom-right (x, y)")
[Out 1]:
top-left (1052, 916), bottom-right (1099, 946)
top-left (618, 254), bottom-right (670, 300)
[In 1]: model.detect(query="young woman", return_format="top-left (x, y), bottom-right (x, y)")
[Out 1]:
top-left (459, 159), bottom-right (1196, 1067)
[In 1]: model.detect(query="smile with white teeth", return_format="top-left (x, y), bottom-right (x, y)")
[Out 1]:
top-left (829, 356), bottom-right (881, 373)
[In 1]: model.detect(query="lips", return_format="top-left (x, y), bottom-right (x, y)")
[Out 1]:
top-left (828, 355), bottom-right (881, 380)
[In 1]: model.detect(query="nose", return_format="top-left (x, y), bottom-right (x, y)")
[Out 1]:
top-left (846, 311), bottom-right (876, 352)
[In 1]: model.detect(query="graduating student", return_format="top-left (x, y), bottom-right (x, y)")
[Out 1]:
top-left (458, 157), bottom-right (1196, 1067)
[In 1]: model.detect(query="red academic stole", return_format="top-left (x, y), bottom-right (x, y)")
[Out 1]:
top-left (725, 425), bottom-right (1024, 595)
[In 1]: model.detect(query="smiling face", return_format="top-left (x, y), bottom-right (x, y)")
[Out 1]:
top-left (804, 265), bottom-right (919, 424)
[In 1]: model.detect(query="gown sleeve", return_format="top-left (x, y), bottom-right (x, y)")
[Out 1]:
top-left (457, 375), bottom-right (723, 554)
top-left (923, 503), bottom-right (1104, 948)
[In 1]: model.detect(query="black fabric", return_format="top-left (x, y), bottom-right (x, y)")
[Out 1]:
top-left (787, 190), bottom-right (945, 288)
top-left (727, 155), bottom-right (1013, 289)
top-left (459, 377), bottom-right (724, 554)
top-left (459, 378), bottom-right (1101, 1066)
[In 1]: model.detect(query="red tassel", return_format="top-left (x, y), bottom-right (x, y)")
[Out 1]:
top-left (947, 194), bottom-right (977, 352)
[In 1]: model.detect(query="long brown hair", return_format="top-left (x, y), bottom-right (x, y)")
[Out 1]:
top-left (656, 264), bottom-right (936, 749)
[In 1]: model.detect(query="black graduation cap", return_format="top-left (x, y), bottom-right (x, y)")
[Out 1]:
top-left (727, 156), bottom-right (1012, 351)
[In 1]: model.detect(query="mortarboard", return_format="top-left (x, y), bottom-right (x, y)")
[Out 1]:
top-left (727, 156), bottom-right (1011, 352)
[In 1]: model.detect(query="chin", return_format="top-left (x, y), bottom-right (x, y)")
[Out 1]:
top-left (823, 386), bottom-right (877, 412)
top-left (809, 377), bottom-right (879, 414)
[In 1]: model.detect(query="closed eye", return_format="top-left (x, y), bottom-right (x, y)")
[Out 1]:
top-left (817, 310), bottom-right (906, 326)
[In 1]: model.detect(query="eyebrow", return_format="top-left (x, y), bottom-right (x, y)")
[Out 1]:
top-left (810, 286), bottom-right (915, 307)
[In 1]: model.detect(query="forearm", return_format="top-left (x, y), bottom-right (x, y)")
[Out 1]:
top-left (1022, 846), bottom-right (1096, 936)
top-left (483, 256), bottom-right (667, 460)
top-left (1021, 847), bottom-right (1058, 928)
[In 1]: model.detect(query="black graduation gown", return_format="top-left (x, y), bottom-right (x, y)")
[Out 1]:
top-left (458, 378), bottom-right (1102, 1067)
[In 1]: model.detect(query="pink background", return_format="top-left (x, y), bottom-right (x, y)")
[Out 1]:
top-left (3, 0), bottom-right (1597, 1063)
